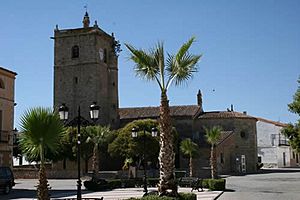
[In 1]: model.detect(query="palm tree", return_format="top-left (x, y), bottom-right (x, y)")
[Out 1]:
top-left (125, 37), bottom-right (201, 195)
top-left (180, 138), bottom-right (199, 177)
top-left (19, 107), bottom-right (64, 200)
top-left (205, 126), bottom-right (222, 179)
top-left (86, 125), bottom-right (111, 178)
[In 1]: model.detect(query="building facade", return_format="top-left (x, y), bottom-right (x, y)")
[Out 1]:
top-left (120, 93), bottom-right (258, 176)
top-left (257, 118), bottom-right (299, 168)
top-left (0, 66), bottom-right (17, 167)
top-left (51, 13), bottom-right (260, 177)
top-left (53, 12), bottom-right (119, 128)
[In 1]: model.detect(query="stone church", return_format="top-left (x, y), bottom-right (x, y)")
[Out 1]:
top-left (53, 12), bottom-right (258, 177)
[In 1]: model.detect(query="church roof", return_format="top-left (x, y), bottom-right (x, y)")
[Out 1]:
top-left (0, 66), bottom-right (17, 76)
top-left (198, 111), bottom-right (256, 120)
top-left (119, 105), bottom-right (202, 120)
top-left (256, 117), bottom-right (287, 127)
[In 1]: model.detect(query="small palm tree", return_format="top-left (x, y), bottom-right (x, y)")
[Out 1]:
top-left (19, 107), bottom-right (64, 200)
top-left (205, 126), bottom-right (222, 179)
top-left (125, 37), bottom-right (201, 195)
top-left (86, 125), bottom-right (111, 178)
top-left (180, 138), bottom-right (199, 177)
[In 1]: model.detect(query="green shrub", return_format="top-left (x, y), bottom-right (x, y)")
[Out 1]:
top-left (125, 192), bottom-right (196, 200)
top-left (208, 179), bottom-right (226, 191)
top-left (107, 179), bottom-right (122, 189)
top-left (178, 192), bottom-right (196, 200)
top-left (84, 179), bottom-right (109, 191)
top-left (202, 179), bottom-right (209, 188)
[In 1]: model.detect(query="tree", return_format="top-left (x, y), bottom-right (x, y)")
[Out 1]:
top-left (282, 77), bottom-right (300, 152)
top-left (205, 126), bottom-right (222, 179)
top-left (125, 37), bottom-right (201, 195)
top-left (108, 119), bottom-right (160, 167)
top-left (19, 107), bottom-right (64, 200)
top-left (86, 125), bottom-right (111, 178)
top-left (180, 138), bottom-right (199, 177)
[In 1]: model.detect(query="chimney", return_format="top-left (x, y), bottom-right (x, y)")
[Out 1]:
top-left (230, 104), bottom-right (234, 111)
top-left (197, 90), bottom-right (203, 112)
top-left (243, 111), bottom-right (247, 115)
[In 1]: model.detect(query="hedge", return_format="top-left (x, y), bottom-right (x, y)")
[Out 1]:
top-left (126, 192), bottom-right (196, 200)
top-left (85, 178), bottom-right (160, 191)
top-left (207, 179), bottom-right (226, 191)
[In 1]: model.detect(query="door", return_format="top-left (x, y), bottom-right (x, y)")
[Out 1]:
top-left (241, 155), bottom-right (246, 173)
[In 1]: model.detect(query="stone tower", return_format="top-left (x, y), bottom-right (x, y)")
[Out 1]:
top-left (53, 12), bottom-right (119, 127)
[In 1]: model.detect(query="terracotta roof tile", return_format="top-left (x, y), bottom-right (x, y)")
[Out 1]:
top-left (198, 111), bottom-right (256, 120)
top-left (256, 117), bottom-right (287, 127)
top-left (0, 66), bottom-right (17, 75)
top-left (119, 105), bottom-right (201, 120)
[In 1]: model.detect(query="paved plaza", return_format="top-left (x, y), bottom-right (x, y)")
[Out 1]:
top-left (3, 179), bottom-right (222, 200)
top-left (219, 168), bottom-right (300, 200)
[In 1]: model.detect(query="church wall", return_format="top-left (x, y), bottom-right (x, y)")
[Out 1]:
top-left (193, 117), bottom-right (258, 174)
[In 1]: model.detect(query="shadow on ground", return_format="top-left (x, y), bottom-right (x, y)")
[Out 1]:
top-left (2, 188), bottom-right (101, 199)
top-left (220, 168), bottom-right (300, 177)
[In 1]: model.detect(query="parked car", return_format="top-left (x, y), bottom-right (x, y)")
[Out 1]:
top-left (0, 166), bottom-right (15, 194)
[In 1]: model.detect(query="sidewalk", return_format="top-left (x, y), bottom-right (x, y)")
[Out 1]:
top-left (52, 187), bottom-right (223, 200)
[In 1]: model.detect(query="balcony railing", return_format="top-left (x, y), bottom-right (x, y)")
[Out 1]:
top-left (279, 139), bottom-right (289, 146)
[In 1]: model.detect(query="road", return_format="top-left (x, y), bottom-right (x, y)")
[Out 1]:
top-left (1, 179), bottom-right (221, 200)
top-left (219, 168), bottom-right (300, 200)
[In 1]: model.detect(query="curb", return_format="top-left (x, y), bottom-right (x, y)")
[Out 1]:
top-left (213, 191), bottom-right (224, 200)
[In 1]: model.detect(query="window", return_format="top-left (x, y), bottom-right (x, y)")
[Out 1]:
top-left (258, 156), bottom-right (262, 163)
top-left (0, 79), bottom-right (4, 89)
top-left (99, 48), bottom-right (104, 61)
top-left (103, 49), bottom-right (107, 63)
top-left (72, 45), bottom-right (79, 58)
top-left (240, 131), bottom-right (246, 138)
top-left (220, 153), bottom-right (224, 164)
top-left (271, 134), bottom-right (276, 146)
top-left (74, 77), bottom-right (78, 84)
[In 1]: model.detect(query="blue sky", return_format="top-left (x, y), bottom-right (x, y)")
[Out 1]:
top-left (0, 0), bottom-right (299, 127)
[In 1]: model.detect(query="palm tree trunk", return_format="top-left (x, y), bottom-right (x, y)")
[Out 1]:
top-left (158, 92), bottom-right (177, 196)
top-left (189, 156), bottom-right (193, 177)
top-left (210, 145), bottom-right (217, 179)
top-left (92, 144), bottom-right (99, 179)
top-left (37, 147), bottom-right (50, 200)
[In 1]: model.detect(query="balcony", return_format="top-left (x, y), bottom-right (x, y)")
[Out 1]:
top-left (279, 139), bottom-right (289, 146)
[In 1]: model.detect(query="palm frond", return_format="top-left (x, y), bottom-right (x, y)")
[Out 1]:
top-left (205, 126), bottom-right (222, 145)
top-left (180, 138), bottom-right (199, 158)
top-left (176, 36), bottom-right (196, 62)
top-left (125, 44), bottom-right (158, 79)
top-left (19, 107), bottom-right (65, 162)
top-left (166, 37), bottom-right (201, 88)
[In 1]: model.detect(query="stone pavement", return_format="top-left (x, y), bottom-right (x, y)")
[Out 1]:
top-left (52, 187), bottom-right (223, 200)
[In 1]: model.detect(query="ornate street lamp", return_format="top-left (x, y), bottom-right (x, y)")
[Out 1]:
top-left (131, 126), bottom-right (158, 196)
top-left (59, 103), bottom-right (100, 200)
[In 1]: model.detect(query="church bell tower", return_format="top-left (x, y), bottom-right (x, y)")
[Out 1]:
top-left (53, 12), bottom-right (120, 127)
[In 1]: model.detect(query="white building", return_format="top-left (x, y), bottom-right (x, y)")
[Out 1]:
top-left (257, 118), bottom-right (299, 168)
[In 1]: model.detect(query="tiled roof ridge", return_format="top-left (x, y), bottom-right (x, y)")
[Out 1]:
top-left (198, 110), bottom-right (257, 119)
top-left (120, 105), bottom-right (200, 109)
top-left (0, 66), bottom-right (17, 75)
top-left (256, 117), bottom-right (287, 127)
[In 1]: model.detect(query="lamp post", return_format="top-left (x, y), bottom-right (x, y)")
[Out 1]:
top-left (131, 127), bottom-right (158, 196)
top-left (59, 102), bottom-right (100, 200)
